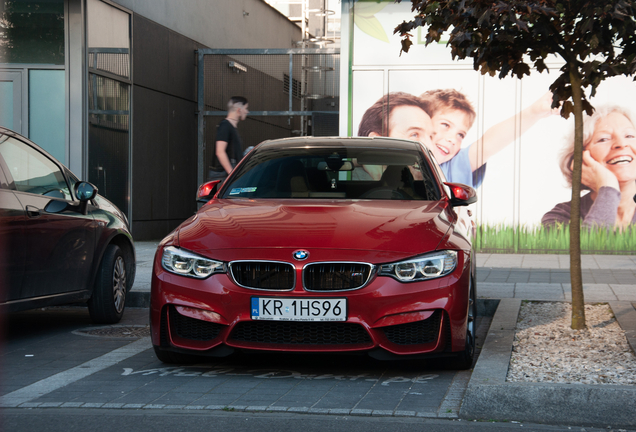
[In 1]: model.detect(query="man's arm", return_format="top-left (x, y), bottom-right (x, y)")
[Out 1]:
top-left (215, 141), bottom-right (234, 174)
top-left (468, 92), bottom-right (558, 171)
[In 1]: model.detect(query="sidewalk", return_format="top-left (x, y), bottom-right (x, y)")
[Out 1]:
top-left (470, 253), bottom-right (636, 428)
top-left (128, 241), bottom-right (636, 428)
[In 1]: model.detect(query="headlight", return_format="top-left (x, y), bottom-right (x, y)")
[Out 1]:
top-left (378, 250), bottom-right (458, 282)
top-left (161, 246), bottom-right (225, 278)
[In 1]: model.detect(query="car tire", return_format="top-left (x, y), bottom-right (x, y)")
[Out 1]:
top-left (88, 244), bottom-right (127, 324)
top-left (153, 346), bottom-right (202, 365)
top-left (448, 277), bottom-right (476, 370)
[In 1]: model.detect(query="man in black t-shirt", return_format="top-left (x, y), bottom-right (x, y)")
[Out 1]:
top-left (210, 96), bottom-right (249, 180)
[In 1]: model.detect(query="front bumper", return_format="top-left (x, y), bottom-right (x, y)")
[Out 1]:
top-left (150, 249), bottom-right (471, 358)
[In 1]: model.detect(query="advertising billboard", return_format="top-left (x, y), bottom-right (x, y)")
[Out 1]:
top-left (342, 0), bottom-right (636, 253)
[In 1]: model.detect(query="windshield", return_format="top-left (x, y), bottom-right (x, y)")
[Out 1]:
top-left (220, 146), bottom-right (441, 200)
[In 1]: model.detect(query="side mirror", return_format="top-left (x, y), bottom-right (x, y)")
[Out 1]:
top-left (444, 182), bottom-right (477, 207)
top-left (197, 180), bottom-right (221, 207)
top-left (74, 181), bottom-right (98, 215)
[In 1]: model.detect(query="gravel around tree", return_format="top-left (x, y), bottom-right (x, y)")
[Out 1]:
top-left (507, 302), bottom-right (636, 385)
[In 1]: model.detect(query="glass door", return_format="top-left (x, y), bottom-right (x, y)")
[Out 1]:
top-left (0, 71), bottom-right (23, 133)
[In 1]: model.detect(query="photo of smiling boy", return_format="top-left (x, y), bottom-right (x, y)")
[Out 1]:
top-left (421, 89), bottom-right (558, 188)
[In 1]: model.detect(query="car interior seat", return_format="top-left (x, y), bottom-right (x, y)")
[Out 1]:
top-left (380, 165), bottom-right (415, 198)
top-left (276, 159), bottom-right (309, 197)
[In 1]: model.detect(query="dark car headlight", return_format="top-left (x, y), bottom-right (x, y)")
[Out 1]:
top-left (161, 246), bottom-right (225, 278)
top-left (378, 250), bottom-right (458, 282)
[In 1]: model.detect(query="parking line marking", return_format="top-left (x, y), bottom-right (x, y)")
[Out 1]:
top-left (0, 337), bottom-right (151, 408)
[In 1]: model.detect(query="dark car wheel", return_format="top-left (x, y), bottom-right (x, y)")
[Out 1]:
top-left (448, 277), bottom-right (476, 370)
top-left (88, 244), bottom-right (127, 324)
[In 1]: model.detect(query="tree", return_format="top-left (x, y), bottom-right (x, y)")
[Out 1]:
top-left (395, 0), bottom-right (636, 329)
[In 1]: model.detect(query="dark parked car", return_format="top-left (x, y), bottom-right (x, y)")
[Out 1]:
top-left (0, 127), bottom-right (135, 323)
top-left (151, 136), bottom-right (477, 368)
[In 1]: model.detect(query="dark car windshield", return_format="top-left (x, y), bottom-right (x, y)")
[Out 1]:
top-left (220, 146), bottom-right (441, 200)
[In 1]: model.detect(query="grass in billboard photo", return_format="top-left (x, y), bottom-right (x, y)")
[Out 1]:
top-left (476, 223), bottom-right (636, 255)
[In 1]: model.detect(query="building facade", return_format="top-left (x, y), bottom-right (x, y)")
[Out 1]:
top-left (0, 0), bottom-right (302, 240)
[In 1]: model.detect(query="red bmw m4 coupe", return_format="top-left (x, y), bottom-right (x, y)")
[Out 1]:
top-left (150, 137), bottom-right (477, 369)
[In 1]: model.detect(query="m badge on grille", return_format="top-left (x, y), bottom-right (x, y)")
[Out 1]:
top-left (293, 250), bottom-right (309, 261)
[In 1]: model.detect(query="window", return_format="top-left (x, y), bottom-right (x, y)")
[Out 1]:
top-left (0, 0), bottom-right (65, 65)
top-left (221, 146), bottom-right (441, 201)
top-left (0, 136), bottom-right (71, 199)
top-left (86, 0), bottom-right (131, 217)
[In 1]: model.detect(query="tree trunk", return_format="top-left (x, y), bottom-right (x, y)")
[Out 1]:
top-left (569, 68), bottom-right (586, 330)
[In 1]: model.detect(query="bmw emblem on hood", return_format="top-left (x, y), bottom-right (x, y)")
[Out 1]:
top-left (293, 250), bottom-right (309, 261)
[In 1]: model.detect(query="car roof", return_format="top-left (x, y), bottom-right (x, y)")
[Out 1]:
top-left (256, 136), bottom-right (424, 152)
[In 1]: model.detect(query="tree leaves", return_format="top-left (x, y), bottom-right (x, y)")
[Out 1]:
top-left (394, 0), bottom-right (636, 120)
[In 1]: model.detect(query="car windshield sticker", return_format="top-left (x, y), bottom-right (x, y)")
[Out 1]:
top-left (230, 187), bottom-right (257, 195)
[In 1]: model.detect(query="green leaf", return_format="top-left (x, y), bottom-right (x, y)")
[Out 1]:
top-left (354, 0), bottom-right (389, 18)
top-left (355, 15), bottom-right (390, 43)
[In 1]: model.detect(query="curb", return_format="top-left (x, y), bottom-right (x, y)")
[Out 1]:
top-left (459, 298), bottom-right (636, 428)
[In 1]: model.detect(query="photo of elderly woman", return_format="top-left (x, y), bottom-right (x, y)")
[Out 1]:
top-left (542, 106), bottom-right (636, 228)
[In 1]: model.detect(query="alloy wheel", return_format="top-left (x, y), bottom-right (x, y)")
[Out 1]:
top-left (112, 256), bottom-right (127, 314)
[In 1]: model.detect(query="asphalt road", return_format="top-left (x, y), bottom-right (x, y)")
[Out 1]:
top-left (2, 307), bottom-right (633, 432)
top-left (2, 408), bottom-right (625, 432)
top-left (1, 306), bottom-right (485, 418)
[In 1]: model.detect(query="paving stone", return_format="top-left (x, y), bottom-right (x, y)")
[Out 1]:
top-left (287, 407), bottom-right (309, 413)
top-left (328, 408), bottom-right (351, 415)
top-left (415, 411), bottom-right (437, 418)
top-left (265, 406), bottom-right (289, 412)
top-left (371, 410), bottom-right (394, 416)
top-left (39, 402), bottom-right (63, 408)
top-left (394, 410), bottom-right (416, 417)
top-left (62, 402), bottom-right (84, 408)
top-left (245, 406), bottom-right (268, 412)
top-left (308, 408), bottom-right (330, 414)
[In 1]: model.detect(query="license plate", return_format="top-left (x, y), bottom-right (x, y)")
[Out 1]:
top-left (251, 297), bottom-right (347, 322)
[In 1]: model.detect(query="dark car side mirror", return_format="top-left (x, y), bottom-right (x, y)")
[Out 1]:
top-left (444, 182), bottom-right (477, 207)
top-left (197, 180), bottom-right (222, 207)
top-left (74, 181), bottom-right (98, 215)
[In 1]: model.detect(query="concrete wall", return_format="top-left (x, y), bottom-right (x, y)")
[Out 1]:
top-left (120, 1), bottom-right (302, 240)
top-left (130, 15), bottom-right (201, 240)
top-left (111, 0), bottom-right (302, 49)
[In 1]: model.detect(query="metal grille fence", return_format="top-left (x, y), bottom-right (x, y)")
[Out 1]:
top-left (197, 49), bottom-right (340, 184)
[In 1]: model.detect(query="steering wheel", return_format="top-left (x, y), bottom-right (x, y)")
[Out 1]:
top-left (359, 187), bottom-right (408, 200)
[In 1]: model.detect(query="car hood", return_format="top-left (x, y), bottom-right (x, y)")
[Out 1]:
top-left (176, 199), bottom-right (452, 262)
